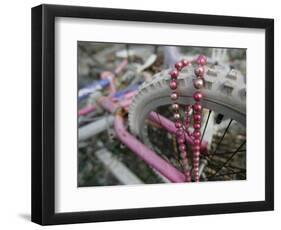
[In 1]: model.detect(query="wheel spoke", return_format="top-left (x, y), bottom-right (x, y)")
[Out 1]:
top-left (210, 150), bottom-right (246, 156)
top-left (155, 108), bottom-right (164, 129)
top-left (200, 110), bottom-right (212, 143)
top-left (209, 140), bottom-right (246, 178)
top-left (212, 119), bottom-right (233, 155)
top-left (152, 107), bottom-right (183, 169)
top-left (214, 170), bottom-right (246, 178)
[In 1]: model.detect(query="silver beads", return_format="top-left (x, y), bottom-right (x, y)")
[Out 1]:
top-left (173, 113), bottom-right (180, 120)
top-left (171, 103), bottom-right (179, 111)
top-left (170, 92), bottom-right (178, 100)
top-left (193, 78), bottom-right (204, 89)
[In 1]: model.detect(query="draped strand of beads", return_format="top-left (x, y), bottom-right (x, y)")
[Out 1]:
top-left (169, 55), bottom-right (207, 182)
top-left (169, 59), bottom-right (192, 182)
top-left (184, 105), bottom-right (192, 136)
top-left (192, 55), bottom-right (207, 182)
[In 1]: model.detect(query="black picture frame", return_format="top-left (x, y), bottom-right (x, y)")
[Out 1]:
top-left (31, 4), bottom-right (274, 225)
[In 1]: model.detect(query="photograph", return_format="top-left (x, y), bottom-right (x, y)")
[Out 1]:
top-left (77, 42), bottom-right (247, 187)
top-left (30, 4), bottom-right (274, 225)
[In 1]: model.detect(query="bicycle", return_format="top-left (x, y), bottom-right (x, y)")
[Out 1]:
top-left (78, 44), bottom-right (246, 185)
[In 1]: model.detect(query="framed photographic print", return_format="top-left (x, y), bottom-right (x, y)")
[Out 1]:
top-left (31, 4), bottom-right (274, 225)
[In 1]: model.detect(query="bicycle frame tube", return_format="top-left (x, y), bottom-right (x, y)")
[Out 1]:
top-left (114, 114), bottom-right (185, 182)
top-left (78, 85), bottom-right (138, 116)
top-left (78, 105), bottom-right (96, 116)
top-left (78, 79), bottom-right (109, 101)
top-left (78, 59), bottom-right (128, 101)
top-left (149, 112), bottom-right (208, 153)
top-left (77, 96), bottom-right (207, 182)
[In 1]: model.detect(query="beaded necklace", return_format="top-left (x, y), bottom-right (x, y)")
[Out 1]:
top-left (169, 55), bottom-right (207, 182)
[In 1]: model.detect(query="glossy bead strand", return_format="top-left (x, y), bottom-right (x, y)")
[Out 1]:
top-left (192, 55), bottom-right (207, 182)
top-left (169, 56), bottom-right (206, 182)
top-left (169, 59), bottom-right (191, 182)
top-left (184, 105), bottom-right (192, 136)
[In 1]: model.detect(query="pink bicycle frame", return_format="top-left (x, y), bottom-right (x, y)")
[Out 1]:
top-left (114, 114), bottom-right (186, 182)
top-left (79, 58), bottom-right (208, 182)
top-left (96, 96), bottom-right (207, 183)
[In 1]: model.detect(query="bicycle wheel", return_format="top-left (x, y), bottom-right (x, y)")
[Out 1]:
top-left (128, 63), bottom-right (246, 181)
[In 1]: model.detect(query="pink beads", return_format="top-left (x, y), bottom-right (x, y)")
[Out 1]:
top-left (194, 114), bottom-right (201, 122)
top-left (193, 151), bottom-right (200, 157)
top-left (193, 130), bottom-right (201, 139)
top-left (196, 55), bottom-right (207, 65)
top-left (181, 59), bottom-right (189, 67)
top-left (184, 105), bottom-right (191, 132)
top-left (193, 103), bottom-right (202, 112)
top-left (193, 123), bottom-right (201, 129)
top-left (193, 92), bottom-right (203, 101)
top-left (169, 69), bottom-right (179, 79)
top-left (179, 144), bottom-right (186, 151)
top-left (175, 61), bottom-right (183, 70)
top-left (193, 139), bottom-right (201, 145)
top-left (192, 145), bottom-right (200, 152)
top-left (175, 120), bottom-right (182, 128)
top-left (177, 136), bottom-right (185, 144)
top-left (176, 128), bottom-right (184, 137)
top-left (194, 66), bottom-right (204, 76)
top-left (192, 55), bottom-right (207, 182)
top-left (193, 157), bottom-right (200, 163)
top-left (193, 160), bottom-right (199, 165)
top-left (169, 55), bottom-right (207, 183)
top-left (169, 59), bottom-right (192, 182)
top-left (169, 80), bottom-right (177, 90)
